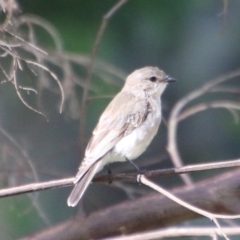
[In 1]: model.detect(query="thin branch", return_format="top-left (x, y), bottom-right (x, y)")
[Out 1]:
top-left (12, 59), bottom-right (48, 119)
top-left (210, 86), bottom-right (240, 93)
top-left (19, 15), bottom-right (63, 51)
top-left (178, 100), bottom-right (240, 121)
top-left (0, 0), bottom-right (16, 29)
top-left (140, 175), bottom-right (240, 219)
top-left (167, 69), bottom-right (240, 186)
top-left (3, 28), bottom-right (48, 55)
top-left (1, 158), bottom-right (240, 198)
top-left (0, 127), bottom-right (39, 184)
top-left (94, 158), bottom-right (240, 183)
top-left (18, 86), bottom-right (38, 94)
top-left (104, 227), bottom-right (240, 240)
top-left (87, 94), bottom-right (114, 101)
top-left (140, 175), bottom-right (240, 239)
top-left (51, 52), bottom-right (126, 87)
top-left (26, 60), bottom-right (64, 113)
top-left (0, 126), bottom-right (51, 225)
top-left (0, 26), bottom-right (65, 117)
top-left (19, 169), bottom-right (240, 240)
top-left (79, 0), bottom-right (128, 157)
top-left (0, 177), bottom-right (74, 198)
top-left (218, 0), bottom-right (229, 29)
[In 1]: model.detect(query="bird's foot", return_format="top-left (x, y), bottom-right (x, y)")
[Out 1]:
top-left (107, 168), bottom-right (113, 184)
top-left (126, 158), bottom-right (146, 175)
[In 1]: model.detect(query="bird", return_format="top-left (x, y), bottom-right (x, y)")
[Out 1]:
top-left (67, 66), bottom-right (176, 207)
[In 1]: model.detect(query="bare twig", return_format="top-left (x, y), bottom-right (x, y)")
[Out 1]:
top-left (0, 177), bottom-right (73, 198)
top-left (19, 169), bottom-right (240, 240)
top-left (105, 227), bottom-right (240, 240)
top-left (218, 0), bottom-right (229, 28)
top-left (210, 86), bottom-right (240, 93)
top-left (79, 0), bottom-right (128, 157)
top-left (0, 12), bottom-right (67, 118)
top-left (1, 158), bottom-right (240, 198)
top-left (12, 59), bottom-right (49, 119)
top-left (0, 126), bottom-right (51, 225)
top-left (140, 175), bottom-right (240, 239)
top-left (167, 69), bottom-right (240, 186)
top-left (0, 127), bottom-right (39, 184)
top-left (87, 94), bottom-right (114, 101)
top-left (178, 100), bottom-right (240, 121)
top-left (94, 158), bottom-right (240, 183)
top-left (26, 60), bottom-right (64, 113)
top-left (0, 0), bottom-right (18, 29)
top-left (19, 15), bottom-right (63, 51)
top-left (3, 28), bottom-right (48, 55)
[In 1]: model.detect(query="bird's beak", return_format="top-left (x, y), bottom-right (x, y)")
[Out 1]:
top-left (165, 76), bottom-right (177, 83)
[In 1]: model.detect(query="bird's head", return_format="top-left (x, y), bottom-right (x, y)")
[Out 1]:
top-left (124, 66), bottom-right (176, 97)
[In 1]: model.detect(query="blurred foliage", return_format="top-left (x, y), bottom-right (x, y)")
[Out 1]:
top-left (0, 0), bottom-right (240, 239)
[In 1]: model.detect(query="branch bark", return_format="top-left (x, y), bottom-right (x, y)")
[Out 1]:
top-left (1, 158), bottom-right (240, 198)
top-left (19, 168), bottom-right (240, 240)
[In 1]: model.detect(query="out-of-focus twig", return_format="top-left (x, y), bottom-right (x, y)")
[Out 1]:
top-left (104, 227), bottom-right (240, 240)
top-left (79, 0), bottom-right (128, 158)
top-left (167, 69), bottom-right (240, 186)
top-left (140, 175), bottom-right (240, 240)
top-left (178, 100), bottom-right (240, 121)
top-left (18, 168), bottom-right (240, 240)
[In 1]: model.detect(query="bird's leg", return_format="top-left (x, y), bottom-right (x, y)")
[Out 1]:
top-left (125, 158), bottom-right (146, 174)
top-left (107, 165), bottom-right (113, 184)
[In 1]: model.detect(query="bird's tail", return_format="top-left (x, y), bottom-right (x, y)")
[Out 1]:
top-left (67, 161), bottom-right (102, 207)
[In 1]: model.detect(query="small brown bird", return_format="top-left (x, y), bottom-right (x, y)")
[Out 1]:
top-left (67, 66), bottom-right (176, 207)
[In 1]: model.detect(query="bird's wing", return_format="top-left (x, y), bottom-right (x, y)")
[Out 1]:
top-left (67, 92), bottom-right (150, 206)
top-left (85, 91), bottom-right (150, 162)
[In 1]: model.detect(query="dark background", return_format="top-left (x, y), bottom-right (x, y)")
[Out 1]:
top-left (0, 0), bottom-right (240, 239)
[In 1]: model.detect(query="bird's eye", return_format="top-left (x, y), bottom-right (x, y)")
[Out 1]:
top-left (149, 76), bottom-right (157, 82)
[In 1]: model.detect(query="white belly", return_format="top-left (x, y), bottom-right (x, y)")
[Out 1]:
top-left (114, 112), bottom-right (161, 160)
top-left (99, 117), bottom-right (161, 170)
top-left (109, 97), bottom-right (161, 160)
top-left (98, 98), bottom-right (161, 170)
